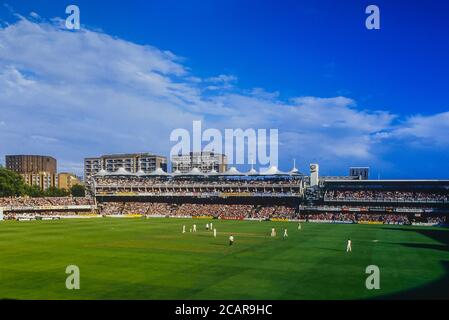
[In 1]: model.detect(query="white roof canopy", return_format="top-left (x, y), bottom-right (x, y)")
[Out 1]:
top-left (223, 166), bottom-right (245, 176)
top-left (259, 166), bottom-right (288, 176)
top-left (246, 168), bottom-right (258, 175)
top-left (94, 169), bottom-right (108, 176)
top-left (207, 169), bottom-right (219, 175)
top-left (183, 167), bottom-right (205, 176)
top-left (289, 167), bottom-right (299, 175)
top-left (148, 167), bottom-right (169, 176)
top-left (95, 166), bottom-right (302, 178)
top-left (107, 167), bottom-right (134, 176)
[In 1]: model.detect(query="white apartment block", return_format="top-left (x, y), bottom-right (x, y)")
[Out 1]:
top-left (84, 153), bottom-right (167, 181)
top-left (171, 152), bottom-right (227, 173)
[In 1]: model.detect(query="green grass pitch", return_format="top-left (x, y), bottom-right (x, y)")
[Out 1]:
top-left (0, 218), bottom-right (448, 299)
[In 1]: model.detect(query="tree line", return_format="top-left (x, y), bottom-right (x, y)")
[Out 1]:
top-left (0, 167), bottom-right (85, 197)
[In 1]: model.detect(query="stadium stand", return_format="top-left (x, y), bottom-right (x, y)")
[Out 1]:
top-left (1, 176), bottom-right (447, 225)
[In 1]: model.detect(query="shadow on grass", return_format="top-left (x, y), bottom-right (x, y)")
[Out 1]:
top-left (375, 261), bottom-right (449, 299)
top-left (384, 226), bottom-right (449, 252)
top-left (375, 227), bottom-right (449, 299)
top-left (398, 243), bottom-right (449, 253)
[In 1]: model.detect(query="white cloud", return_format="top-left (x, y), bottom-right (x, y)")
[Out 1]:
top-left (29, 12), bottom-right (40, 19)
top-left (203, 74), bottom-right (237, 91)
top-left (206, 74), bottom-right (237, 83)
top-left (30, 135), bottom-right (58, 143)
top-left (0, 16), bottom-right (447, 177)
top-left (393, 112), bottom-right (449, 146)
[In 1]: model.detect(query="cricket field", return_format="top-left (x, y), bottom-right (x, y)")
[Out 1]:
top-left (0, 218), bottom-right (448, 299)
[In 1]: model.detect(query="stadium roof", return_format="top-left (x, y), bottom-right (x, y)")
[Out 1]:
top-left (183, 167), bottom-right (205, 176)
top-left (247, 168), bottom-right (258, 175)
top-left (259, 166), bottom-right (289, 175)
top-left (289, 166), bottom-right (299, 175)
top-left (223, 166), bottom-right (245, 176)
top-left (148, 168), bottom-right (169, 176)
top-left (109, 167), bottom-right (133, 176)
top-left (94, 169), bottom-right (108, 176)
top-left (207, 169), bottom-right (219, 175)
top-left (95, 166), bottom-right (306, 177)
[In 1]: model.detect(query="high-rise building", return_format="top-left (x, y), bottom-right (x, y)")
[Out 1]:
top-left (5, 155), bottom-right (57, 174)
top-left (84, 153), bottom-right (167, 181)
top-left (5, 155), bottom-right (58, 191)
top-left (171, 152), bottom-right (227, 173)
top-left (349, 167), bottom-right (370, 180)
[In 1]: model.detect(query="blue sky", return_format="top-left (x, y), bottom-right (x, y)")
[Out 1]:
top-left (0, 0), bottom-right (448, 178)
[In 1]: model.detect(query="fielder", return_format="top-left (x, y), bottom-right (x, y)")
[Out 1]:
top-left (213, 228), bottom-right (217, 238)
top-left (346, 238), bottom-right (352, 252)
top-left (229, 235), bottom-right (234, 246)
top-left (193, 224), bottom-right (197, 232)
top-left (182, 225), bottom-right (186, 234)
top-left (206, 223), bottom-right (209, 231)
top-left (298, 222), bottom-right (302, 230)
top-left (271, 228), bottom-right (276, 237)
top-left (283, 228), bottom-right (288, 238)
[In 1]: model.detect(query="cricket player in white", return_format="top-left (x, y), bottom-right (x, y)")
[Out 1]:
top-left (210, 222), bottom-right (213, 230)
top-left (229, 235), bottom-right (234, 246)
top-left (298, 222), bottom-right (302, 230)
top-left (271, 228), bottom-right (276, 237)
top-left (346, 238), bottom-right (352, 252)
top-left (283, 228), bottom-right (288, 238)
top-left (182, 225), bottom-right (186, 234)
top-left (206, 223), bottom-right (209, 230)
top-left (193, 224), bottom-right (197, 232)
top-left (213, 228), bottom-right (217, 238)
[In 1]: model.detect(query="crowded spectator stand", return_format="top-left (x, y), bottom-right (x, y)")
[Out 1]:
top-left (92, 166), bottom-right (305, 198)
top-left (1, 171), bottom-right (448, 226)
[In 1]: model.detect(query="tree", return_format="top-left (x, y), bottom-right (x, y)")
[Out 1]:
top-left (26, 185), bottom-right (44, 197)
top-left (0, 167), bottom-right (85, 198)
top-left (44, 186), bottom-right (70, 197)
top-left (70, 184), bottom-right (86, 197)
top-left (0, 167), bottom-right (28, 197)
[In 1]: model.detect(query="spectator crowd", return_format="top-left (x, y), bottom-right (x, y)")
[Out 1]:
top-left (94, 176), bottom-right (303, 188)
top-left (97, 201), bottom-right (298, 219)
top-left (325, 190), bottom-right (448, 202)
top-left (301, 212), bottom-right (410, 224)
top-left (0, 196), bottom-right (93, 207)
top-left (0, 195), bottom-right (446, 225)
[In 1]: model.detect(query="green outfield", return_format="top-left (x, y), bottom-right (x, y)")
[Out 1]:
top-left (0, 217), bottom-right (448, 300)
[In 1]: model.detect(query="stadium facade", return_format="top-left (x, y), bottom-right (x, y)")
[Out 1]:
top-left (1, 159), bottom-right (448, 226)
